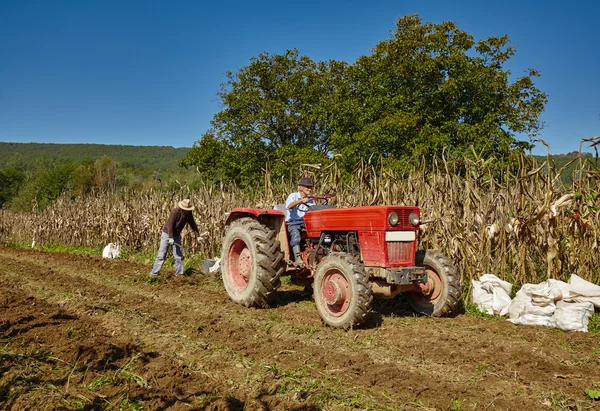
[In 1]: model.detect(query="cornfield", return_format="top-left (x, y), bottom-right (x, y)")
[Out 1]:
top-left (2, 149), bottom-right (600, 287)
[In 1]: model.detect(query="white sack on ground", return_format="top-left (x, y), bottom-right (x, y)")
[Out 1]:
top-left (565, 274), bottom-right (600, 308)
top-left (508, 276), bottom-right (598, 332)
top-left (508, 284), bottom-right (557, 327)
top-left (528, 279), bottom-right (569, 306)
top-left (549, 301), bottom-right (594, 332)
top-left (471, 274), bottom-right (513, 316)
top-left (102, 243), bottom-right (121, 259)
top-left (208, 257), bottom-right (221, 273)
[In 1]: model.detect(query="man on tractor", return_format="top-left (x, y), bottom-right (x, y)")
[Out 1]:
top-left (285, 176), bottom-right (315, 265)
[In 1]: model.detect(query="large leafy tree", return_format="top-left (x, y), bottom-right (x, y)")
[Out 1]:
top-left (182, 15), bottom-right (547, 184)
top-left (331, 15), bottom-right (546, 168)
top-left (181, 49), bottom-right (346, 184)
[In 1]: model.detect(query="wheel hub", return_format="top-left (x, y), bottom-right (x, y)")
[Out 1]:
top-left (237, 248), bottom-right (251, 280)
top-left (323, 280), bottom-right (343, 305)
top-left (320, 271), bottom-right (351, 317)
top-left (227, 238), bottom-right (252, 291)
top-left (419, 268), bottom-right (442, 301)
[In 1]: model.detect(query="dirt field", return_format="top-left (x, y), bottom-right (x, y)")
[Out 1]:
top-left (1, 248), bottom-right (599, 410)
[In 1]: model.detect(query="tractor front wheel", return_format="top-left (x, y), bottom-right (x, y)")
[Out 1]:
top-left (406, 249), bottom-right (461, 316)
top-left (221, 218), bottom-right (284, 307)
top-left (313, 253), bottom-right (373, 329)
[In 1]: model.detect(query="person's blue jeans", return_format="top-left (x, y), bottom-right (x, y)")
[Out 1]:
top-left (150, 232), bottom-right (183, 276)
top-left (286, 220), bottom-right (305, 247)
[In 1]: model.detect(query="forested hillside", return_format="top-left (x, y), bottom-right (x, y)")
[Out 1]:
top-left (0, 142), bottom-right (195, 211)
top-left (0, 142), bottom-right (189, 173)
top-left (533, 151), bottom-right (595, 186)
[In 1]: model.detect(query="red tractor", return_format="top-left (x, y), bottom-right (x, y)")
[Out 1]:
top-left (221, 197), bottom-right (461, 329)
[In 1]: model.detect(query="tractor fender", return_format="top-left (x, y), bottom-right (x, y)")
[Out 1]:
top-left (225, 208), bottom-right (285, 226)
top-left (225, 207), bottom-right (290, 261)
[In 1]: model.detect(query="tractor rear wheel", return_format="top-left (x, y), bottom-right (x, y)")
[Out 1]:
top-left (406, 249), bottom-right (461, 316)
top-left (313, 253), bottom-right (373, 329)
top-left (221, 218), bottom-right (284, 307)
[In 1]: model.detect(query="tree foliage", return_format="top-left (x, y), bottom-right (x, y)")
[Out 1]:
top-left (182, 14), bottom-right (547, 185)
top-left (181, 49), bottom-right (342, 184)
top-left (0, 164), bottom-right (25, 208)
top-left (0, 142), bottom-right (190, 175)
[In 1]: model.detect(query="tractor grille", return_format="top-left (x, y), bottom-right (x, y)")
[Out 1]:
top-left (387, 241), bottom-right (413, 264)
top-left (392, 208), bottom-right (419, 230)
top-left (398, 212), bottom-right (412, 228)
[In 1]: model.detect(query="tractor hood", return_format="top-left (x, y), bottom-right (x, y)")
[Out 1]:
top-left (303, 205), bottom-right (420, 236)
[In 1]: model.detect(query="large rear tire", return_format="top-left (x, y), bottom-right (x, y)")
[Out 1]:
top-left (313, 253), bottom-right (373, 329)
top-left (221, 218), bottom-right (284, 307)
top-left (406, 249), bottom-right (461, 317)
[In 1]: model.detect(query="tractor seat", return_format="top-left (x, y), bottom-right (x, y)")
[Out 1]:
top-left (273, 204), bottom-right (288, 219)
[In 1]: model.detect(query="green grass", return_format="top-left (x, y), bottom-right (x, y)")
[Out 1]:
top-left (588, 313), bottom-right (600, 334)
top-left (36, 242), bottom-right (104, 256)
top-left (464, 301), bottom-right (503, 320)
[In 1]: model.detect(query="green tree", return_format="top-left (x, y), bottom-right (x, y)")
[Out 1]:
top-left (9, 160), bottom-right (76, 212)
top-left (0, 165), bottom-right (25, 208)
top-left (182, 14), bottom-right (547, 183)
top-left (72, 159), bottom-right (95, 196)
top-left (94, 156), bottom-right (118, 192)
top-left (181, 49), bottom-right (345, 184)
top-left (330, 15), bottom-right (546, 169)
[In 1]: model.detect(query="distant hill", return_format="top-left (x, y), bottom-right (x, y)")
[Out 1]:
top-left (532, 151), bottom-right (595, 187)
top-left (0, 142), bottom-right (190, 172)
top-left (1, 142), bottom-right (594, 184)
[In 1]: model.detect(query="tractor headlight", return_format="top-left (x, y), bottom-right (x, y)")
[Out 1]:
top-left (388, 212), bottom-right (399, 226)
top-left (409, 212), bottom-right (420, 226)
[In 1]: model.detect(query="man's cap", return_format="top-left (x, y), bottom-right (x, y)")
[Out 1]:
top-left (298, 177), bottom-right (314, 187)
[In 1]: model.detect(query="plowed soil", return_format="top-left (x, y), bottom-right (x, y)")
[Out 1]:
top-left (1, 248), bottom-right (599, 410)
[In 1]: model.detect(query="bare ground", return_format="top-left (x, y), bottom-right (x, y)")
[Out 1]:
top-left (1, 248), bottom-right (599, 410)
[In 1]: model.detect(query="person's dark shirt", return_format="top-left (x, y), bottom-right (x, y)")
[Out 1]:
top-left (162, 207), bottom-right (199, 237)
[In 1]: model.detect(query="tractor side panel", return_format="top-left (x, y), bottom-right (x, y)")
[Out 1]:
top-left (357, 231), bottom-right (386, 265)
top-left (304, 206), bottom-right (419, 267)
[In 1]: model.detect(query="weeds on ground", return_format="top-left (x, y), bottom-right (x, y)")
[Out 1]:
top-left (143, 276), bottom-right (160, 284)
top-left (584, 388), bottom-right (600, 400)
top-left (37, 243), bottom-right (103, 256)
top-left (88, 354), bottom-right (148, 393)
top-left (449, 398), bottom-right (464, 410)
top-left (588, 312), bottom-right (600, 334)
top-left (464, 301), bottom-right (502, 320)
top-left (538, 391), bottom-right (585, 410)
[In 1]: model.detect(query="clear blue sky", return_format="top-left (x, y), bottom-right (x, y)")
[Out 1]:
top-left (1, 0), bottom-right (598, 155)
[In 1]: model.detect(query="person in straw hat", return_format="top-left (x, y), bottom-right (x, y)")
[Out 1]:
top-left (285, 176), bottom-right (315, 265)
top-left (150, 199), bottom-right (202, 277)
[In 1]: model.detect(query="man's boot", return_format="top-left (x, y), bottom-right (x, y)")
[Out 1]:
top-left (292, 245), bottom-right (303, 265)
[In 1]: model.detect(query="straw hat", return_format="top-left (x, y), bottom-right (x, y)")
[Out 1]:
top-left (178, 199), bottom-right (195, 211)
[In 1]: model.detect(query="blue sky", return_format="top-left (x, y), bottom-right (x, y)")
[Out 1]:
top-left (1, 0), bottom-right (598, 155)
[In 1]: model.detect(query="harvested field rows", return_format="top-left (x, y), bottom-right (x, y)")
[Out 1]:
top-left (1, 248), bottom-right (599, 410)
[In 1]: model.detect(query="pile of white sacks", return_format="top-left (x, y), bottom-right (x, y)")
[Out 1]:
top-left (472, 274), bottom-right (600, 332)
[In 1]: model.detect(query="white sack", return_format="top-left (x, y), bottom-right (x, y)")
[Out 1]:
top-left (511, 313), bottom-right (553, 327)
top-left (527, 279), bottom-right (569, 306)
top-left (549, 300), bottom-right (595, 332)
top-left (471, 274), bottom-right (513, 316)
top-left (102, 243), bottom-right (121, 259)
top-left (508, 276), bottom-right (598, 332)
top-left (507, 283), bottom-right (558, 326)
top-left (565, 274), bottom-right (600, 308)
top-left (209, 257), bottom-right (221, 273)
